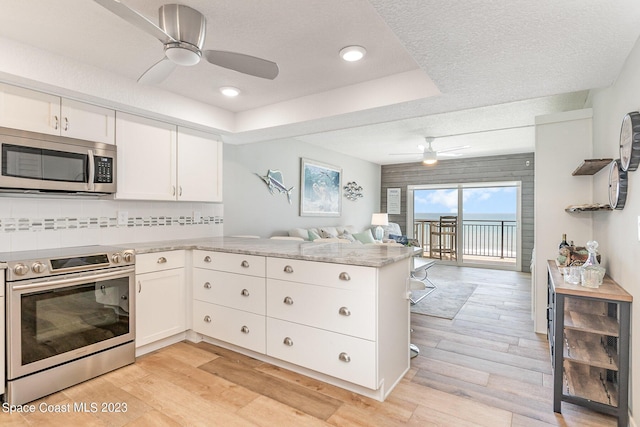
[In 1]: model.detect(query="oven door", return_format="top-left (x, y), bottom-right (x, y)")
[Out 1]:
top-left (7, 267), bottom-right (135, 379)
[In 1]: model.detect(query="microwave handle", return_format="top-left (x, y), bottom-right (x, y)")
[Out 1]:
top-left (87, 149), bottom-right (95, 191)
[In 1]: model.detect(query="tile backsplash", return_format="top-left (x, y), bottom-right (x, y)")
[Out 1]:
top-left (0, 196), bottom-right (224, 253)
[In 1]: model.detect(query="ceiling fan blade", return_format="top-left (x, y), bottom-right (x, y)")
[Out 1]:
top-left (438, 152), bottom-right (464, 157)
top-left (438, 145), bottom-right (470, 153)
top-left (138, 58), bottom-right (177, 84)
top-left (204, 50), bottom-right (279, 79)
top-left (94, 0), bottom-right (175, 44)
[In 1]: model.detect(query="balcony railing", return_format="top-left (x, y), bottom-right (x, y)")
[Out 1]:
top-left (414, 219), bottom-right (517, 260)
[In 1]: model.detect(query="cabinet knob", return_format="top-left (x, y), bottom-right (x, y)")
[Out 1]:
top-left (204, 315), bottom-right (211, 323)
top-left (204, 255), bottom-right (212, 263)
top-left (284, 265), bottom-right (294, 273)
top-left (339, 307), bottom-right (351, 316)
top-left (240, 326), bottom-right (250, 334)
top-left (338, 352), bottom-right (351, 363)
top-left (54, 115), bottom-right (59, 130)
top-left (63, 116), bottom-right (69, 131)
top-left (283, 337), bottom-right (294, 346)
top-left (157, 256), bottom-right (167, 264)
top-left (204, 282), bottom-right (211, 289)
top-left (241, 288), bottom-right (250, 297)
top-left (179, 186), bottom-right (183, 196)
top-left (241, 260), bottom-right (250, 268)
top-left (137, 281), bottom-right (142, 293)
top-left (283, 296), bottom-right (294, 305)
top-left (172, 186), bottom-right (176, 196)
top-left (339, 272), bottom-right (351, 281)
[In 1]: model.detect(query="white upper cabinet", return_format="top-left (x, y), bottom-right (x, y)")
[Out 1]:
top-left (0, 82), bottom-right (115, 144)
top-left (115, 113), bottom-right (222, 202)
top-left (177, 127), bottom-right (222, 202)
top-left (115, 112), bottom-right (177, 201)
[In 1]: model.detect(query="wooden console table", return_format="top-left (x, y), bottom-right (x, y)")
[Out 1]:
top-left (547, 261), bottom-right (631, 427)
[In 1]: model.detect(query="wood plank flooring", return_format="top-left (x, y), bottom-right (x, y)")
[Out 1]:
top-left (0, 265), bottom-right (618, 426)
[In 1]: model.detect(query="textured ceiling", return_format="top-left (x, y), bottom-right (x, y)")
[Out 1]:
top-left (0, 1), bottom-right (639, 164)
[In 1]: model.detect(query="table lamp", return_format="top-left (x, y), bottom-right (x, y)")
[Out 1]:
top-left (371, 213), bottom-right (389, 241)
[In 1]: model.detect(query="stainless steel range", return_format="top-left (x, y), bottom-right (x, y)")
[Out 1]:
top-left (2, 245), bottom-right (135, 405)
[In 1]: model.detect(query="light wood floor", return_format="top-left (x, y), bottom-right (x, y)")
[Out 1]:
top-left (0, 265), bottom-right (618, 426)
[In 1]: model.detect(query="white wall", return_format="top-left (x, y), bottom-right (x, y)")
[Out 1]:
top-left (533, 109), bottom-right (594, 333)
top-left (224, 139), bottom-right (380, 237)
top-left (589, 35), bottom-right (640, 419)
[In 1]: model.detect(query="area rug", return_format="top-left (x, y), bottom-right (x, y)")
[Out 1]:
top-left (410, 280), bottom-right (478, 319)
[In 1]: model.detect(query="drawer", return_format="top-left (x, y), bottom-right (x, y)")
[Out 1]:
top-left (193, 268), bottom-right (266, 315)
top-left (193, 300), bottom-right (265, 354)
top-left (267, 279), bottom-right (375, 340)
top-left (267, 258), bottom-right (375, 292)
top-left (193, 250), bottom-right (265, 277)
top-left (136, 250), bottom-right (185, 274)
top-left (266, 317), bottom-right (377, 389)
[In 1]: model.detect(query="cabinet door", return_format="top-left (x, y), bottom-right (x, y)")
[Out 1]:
top-left (0, 83), bottom-right (60, 135)
top-left (61, 98), bottom-right (115, 144)
top-left (177, 127), bottom-right (222, 202)
top-left (115, 112), bottom-right (177, 200)
top-left (136, 268), bottom-right (186, 347)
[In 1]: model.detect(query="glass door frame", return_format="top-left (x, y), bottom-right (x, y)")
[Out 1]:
top-left (406, 181), bottom-right (522, 271)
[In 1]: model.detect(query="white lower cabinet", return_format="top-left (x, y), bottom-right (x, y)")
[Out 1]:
top-left (191, 251), bottom-right (409, 400)
top-left (193, 300), bottom-right (266, 353)
top-left (135, 251), bottom-right (186, 347)
top-left (266, 317), bottom-right (376, 388)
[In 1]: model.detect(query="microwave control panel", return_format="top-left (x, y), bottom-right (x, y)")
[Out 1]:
top-left (94, 156), bottom-right (113, 183)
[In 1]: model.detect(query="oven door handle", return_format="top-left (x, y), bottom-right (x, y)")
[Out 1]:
top-left (11, 267), bottom-right (135, 292)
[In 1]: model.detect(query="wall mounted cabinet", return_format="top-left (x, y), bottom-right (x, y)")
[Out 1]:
top-left (547, 261), bottom-right (631, 427)
top-left (115, 112), bottom-right (222, 202)
top-left (0, 82), bottom-right (115, 144)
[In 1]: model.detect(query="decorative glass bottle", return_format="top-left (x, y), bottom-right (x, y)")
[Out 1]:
top-left (580, 240), bottom-right (605, 288)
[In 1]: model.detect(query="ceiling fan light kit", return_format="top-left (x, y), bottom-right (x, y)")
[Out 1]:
top-left (422, 151), bottom-right (437, 165)
top-left (340, 45), bottom-right (366, 62)
top-left (164, 43), bottom-right (201, 66)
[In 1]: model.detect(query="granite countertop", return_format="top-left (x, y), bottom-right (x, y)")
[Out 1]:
top-left (125, 236), bottom-right (417, 268)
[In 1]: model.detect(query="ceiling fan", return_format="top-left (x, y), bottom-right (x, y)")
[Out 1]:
top-left (94, 1), bottom-right (279, 84)
top-left (390, 137), bottom-right (470, 165)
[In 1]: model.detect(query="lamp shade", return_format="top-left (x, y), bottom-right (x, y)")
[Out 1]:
top-left (371, 213), bottom-right (389, 226)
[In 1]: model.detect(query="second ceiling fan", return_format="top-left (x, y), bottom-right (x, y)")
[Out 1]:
top-left (391, 137), bottom-right (470, 165)
top-left (94, 1), bottom-right (279, 84)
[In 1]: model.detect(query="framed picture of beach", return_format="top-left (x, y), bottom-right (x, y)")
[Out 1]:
top-left (300, 158), bottom-right (342, 217)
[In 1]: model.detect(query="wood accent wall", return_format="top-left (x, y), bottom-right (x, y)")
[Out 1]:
top-left (381, 153), bottom-right (534, 272)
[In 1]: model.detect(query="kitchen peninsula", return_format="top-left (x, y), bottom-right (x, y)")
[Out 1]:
top-left (132, 236), bottom-right (414, 401)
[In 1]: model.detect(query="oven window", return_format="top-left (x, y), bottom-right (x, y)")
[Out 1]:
top-left (20, 278), bottom-right (130, 365)
top-left (2, 144), bottom-right (87, 182)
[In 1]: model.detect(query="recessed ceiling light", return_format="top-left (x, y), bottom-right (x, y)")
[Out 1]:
top-left (339, 45), bottom-right (366, 62)
top-left (220, 86), bottom-right (240, 97)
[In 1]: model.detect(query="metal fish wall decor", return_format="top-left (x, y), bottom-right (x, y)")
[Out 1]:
top-left (256, 170), bottom-right (294, 204)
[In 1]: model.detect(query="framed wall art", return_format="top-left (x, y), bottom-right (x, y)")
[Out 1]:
top-left (300, 158), bottom-right (342, 217)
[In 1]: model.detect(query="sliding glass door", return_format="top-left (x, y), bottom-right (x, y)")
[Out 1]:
top-left (408, 181), bottom-right (521, 270)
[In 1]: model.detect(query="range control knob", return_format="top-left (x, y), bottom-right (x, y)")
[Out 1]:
top-left (31, 261), bottom-right (47, 274)
top-left (111, 253), bottom-right (122, 264)
top-left (122, 251), bottom-right (134, 263)
top-left (13, 263), bottom-right (28, 276)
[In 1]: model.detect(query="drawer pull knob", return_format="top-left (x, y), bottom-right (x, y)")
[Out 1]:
top-left (338, 352), bottom-right (351, 363)
top-left (204, 315), bottom-right (211, 323)
top-left (241, 288), bottom-right (250, 297)
top-left (283, 337), bottom-right (294, 346)
top-left (241, 260), bottom-right (250, 268)
top-left (339, 272), bottom-right (351, 281)
top-left (339, 307), bottom-right (351, 316)
top-left (240, 326), bottom-right (250, 334)
top-left (283, 296), bottom-right (294, 305)
top-left (204, 282), bottom-right (212, 289)
top-left (204, 256), bottom-right (212, 263)
top-left (157, 256), bottom-right (167, 264)
top-left (284, 265), bottom-right (294, 273)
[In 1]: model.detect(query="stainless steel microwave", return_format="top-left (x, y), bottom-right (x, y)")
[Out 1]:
top-left (0, 127), bottom-right (116, 194)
